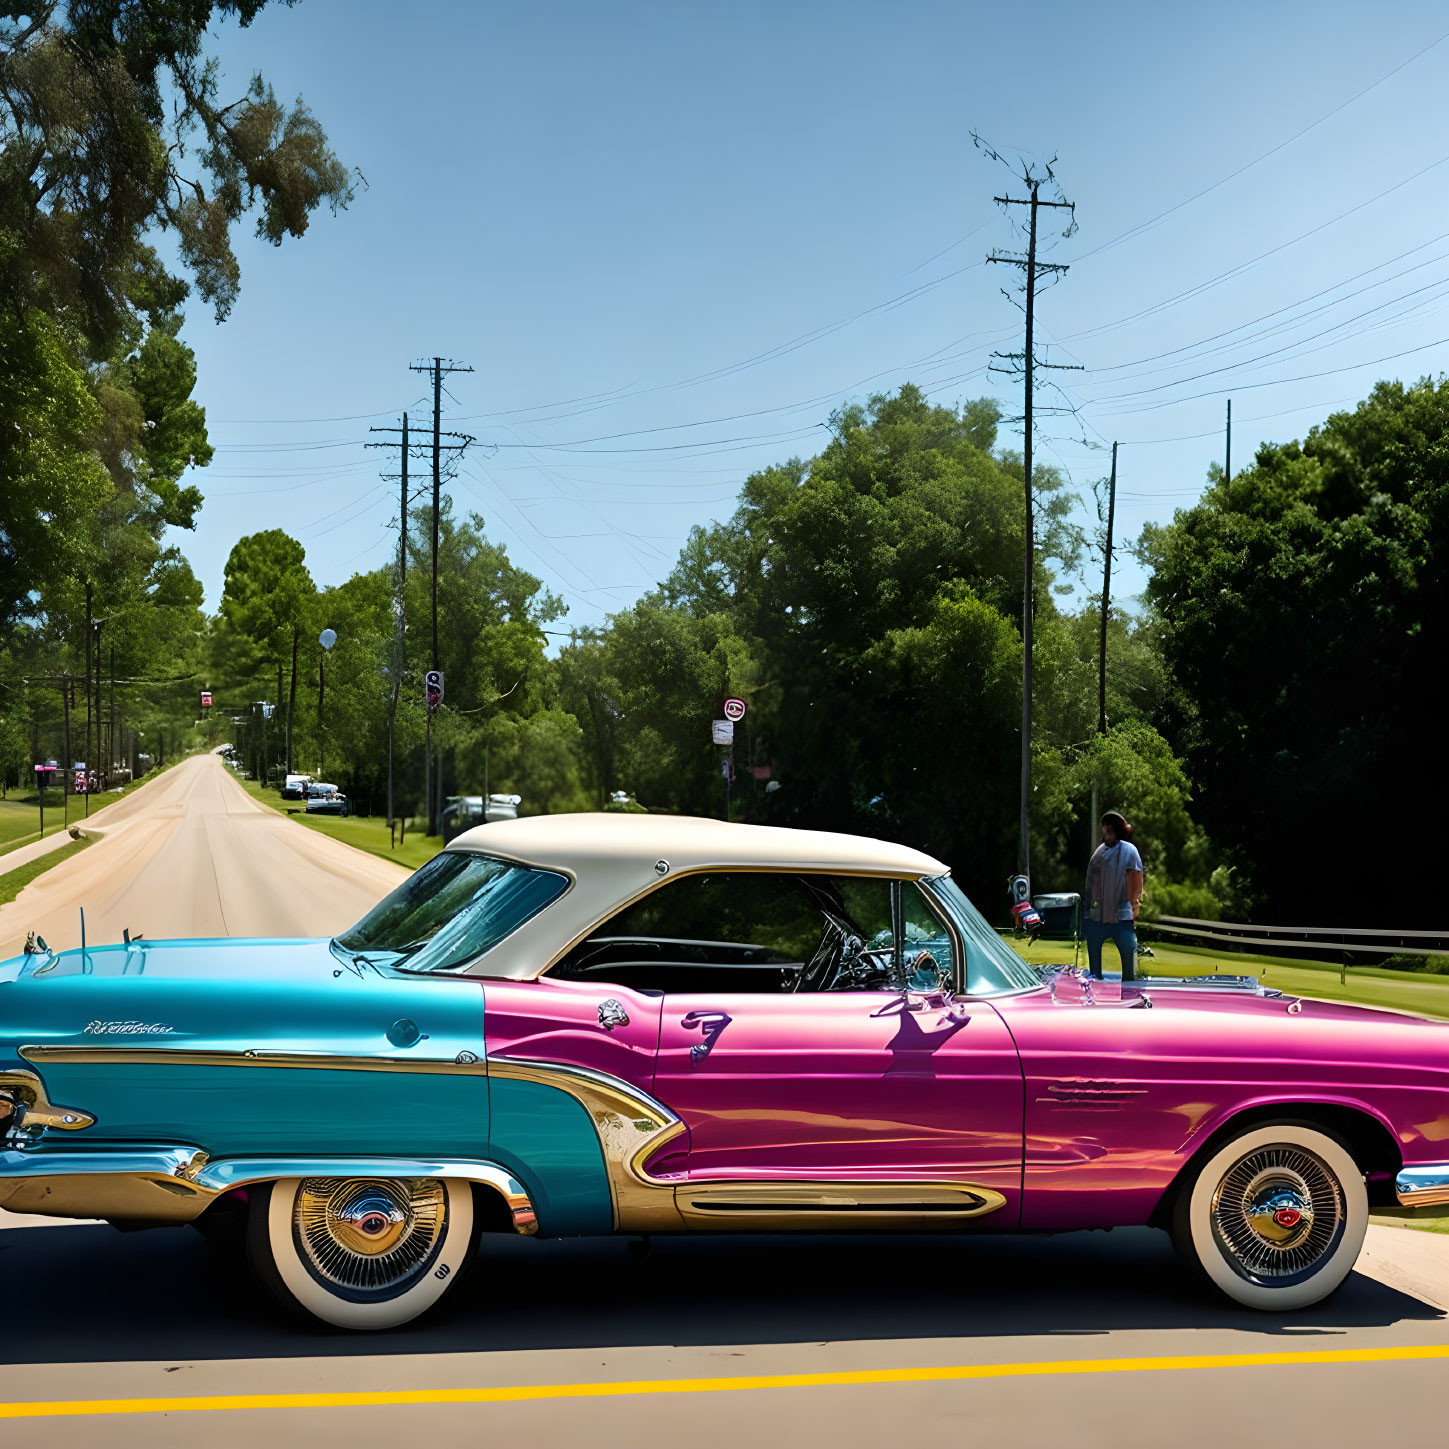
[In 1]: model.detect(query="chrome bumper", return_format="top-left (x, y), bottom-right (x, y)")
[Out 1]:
top-left (1396, 1163), bottom-right (1449, 1208)
top-left (0, 1147), bottom-right (537, 1233)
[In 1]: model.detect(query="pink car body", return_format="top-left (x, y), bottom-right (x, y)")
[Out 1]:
top-left (480, 968), bottom-right (1449, 1234)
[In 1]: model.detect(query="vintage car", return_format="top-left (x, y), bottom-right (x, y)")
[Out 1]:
top-left (2, 814), bottom-right (1446, 1331)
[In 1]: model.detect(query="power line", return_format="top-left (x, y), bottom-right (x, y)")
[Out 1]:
top-left (1062, 149), bottom-right (1449, 346)
top-left (1091, 333), bottom-right (1449, 418)
top-left (1085, 231), bottom-right (1449, 374)
top-left (1083, 271), bottom-right (1449, 404)
top-left (1068, 24), bottom-right (1449, 264)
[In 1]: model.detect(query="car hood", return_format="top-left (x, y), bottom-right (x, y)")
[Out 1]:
top-left (1048, 966), bottom-right (1449, 1033)
top-left (0, 937), bottom-right (348, 986)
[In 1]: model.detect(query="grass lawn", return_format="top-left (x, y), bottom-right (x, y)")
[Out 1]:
top-left (1, 758), bottom-right (186, 859)
top-left (0, 835), bottom-right (94, 907)
top-left (238, 778), bottom-right (442, 872)
top-left (1008, 934), bottom-right (1449, 1022)
top-left (1371, 1207), bottom-right (1449, 1235)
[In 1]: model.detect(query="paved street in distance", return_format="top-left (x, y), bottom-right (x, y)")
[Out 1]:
top-left (0, 752), bottom-right (406, 959)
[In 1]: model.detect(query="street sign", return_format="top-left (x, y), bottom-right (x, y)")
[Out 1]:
top-left (723, 697), bottom-right (746, 722)
top-left (711, 719), bottom-right (734, 745)
top-left (200, 690), bottom-right (212, 709)
top-left (425, 670), bottom-right (444, 711)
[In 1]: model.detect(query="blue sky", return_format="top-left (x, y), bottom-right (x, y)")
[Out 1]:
top-left (176, 0), bottom-right (1449, 627)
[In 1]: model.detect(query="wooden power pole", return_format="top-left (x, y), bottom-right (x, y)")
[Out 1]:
top-left (370, 392), bottom-right (471, 839)
top-left (408, 358), bottom-right (474, 836)
top-left (987, 168), bottom-right (1077, 886)
top-left (1098, 441), bottom-right (1118, 738)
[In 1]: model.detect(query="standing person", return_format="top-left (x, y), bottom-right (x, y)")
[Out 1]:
top-left (1084, 809), bottom-right (1144, 980)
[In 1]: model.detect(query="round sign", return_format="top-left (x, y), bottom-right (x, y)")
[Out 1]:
top-left (319, 628), bottom-right (337, 650)
top-left (723, 697), bottom-right (746, 722)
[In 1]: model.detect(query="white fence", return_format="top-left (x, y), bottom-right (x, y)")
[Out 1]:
top-left (1152, 915), bottom-right (1449, 960)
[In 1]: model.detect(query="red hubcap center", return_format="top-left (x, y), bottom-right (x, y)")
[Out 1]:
top-left (1273, 1208), bottom-right (1302, 1228)
top-left (358, 1212), bottom-right (390, 1236)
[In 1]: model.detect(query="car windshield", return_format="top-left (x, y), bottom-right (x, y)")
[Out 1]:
top-left (922, 875), bottom-right (1042, 995)
top-left (335, 851), bottom-right (569, 973)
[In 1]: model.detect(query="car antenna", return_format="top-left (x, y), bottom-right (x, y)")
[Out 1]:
top-left (80, 906), bottom-right (89, 973)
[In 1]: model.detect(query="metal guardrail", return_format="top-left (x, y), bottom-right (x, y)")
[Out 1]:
top-left (1152, 915), bottom-right (1449, 960)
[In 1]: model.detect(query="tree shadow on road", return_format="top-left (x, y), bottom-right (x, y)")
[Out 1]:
top-left (0, 1222), bottom-right (1439, 1364)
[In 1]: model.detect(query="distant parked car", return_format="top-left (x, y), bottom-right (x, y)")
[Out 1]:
top-left (303, 782), bottom-right (348, 816)
top-left (281, 773), bottom-right (312, 801)
top-left (442, 794), bottom-right (521, 844)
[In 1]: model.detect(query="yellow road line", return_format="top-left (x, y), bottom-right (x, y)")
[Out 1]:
top-left (4, 1345), bottom-right (1448, 1419)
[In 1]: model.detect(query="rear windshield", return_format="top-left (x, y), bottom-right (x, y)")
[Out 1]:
top-left (336, 851), bottom-right (568, 973)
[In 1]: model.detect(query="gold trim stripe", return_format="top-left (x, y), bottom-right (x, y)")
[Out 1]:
top-left (3, 1346), bottom-right (1448, 1418)
top-left (20, 1046), bottom-right (487, 1076)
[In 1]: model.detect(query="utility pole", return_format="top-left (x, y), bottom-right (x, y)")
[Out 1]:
top-left (108, 643), bottom-right (115, 785)
top-left (1225, 398), bottom-right (1232, 484)
top-left (1098, 441), bottom-right (1118, 739)
top-left (367, 413), bottom-right (416, 843)
top-left (83, 583), bottom-right (92, 798)
top-left (92, 615), bottom-right (105, 787)
top-left (60, 675), bottom-right (71, 827)
top-left (985, 152), bottom-right (1077, 887)
top-left (407, 358), bottom-right (474, 835)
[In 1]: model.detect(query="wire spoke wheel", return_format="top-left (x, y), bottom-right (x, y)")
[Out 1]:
top-left (1172, 1122), bottom-right (1367, 1311)
top-left (294, 1178), bottom-right (448, 1300)
top-left (1210, 1146), bottom-right (1344, 1286)
top-left (249, 1176), bottom-right (476, 1330)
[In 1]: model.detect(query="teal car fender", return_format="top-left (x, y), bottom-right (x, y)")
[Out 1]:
top-left (0, 938), bottom-right (614, 1236)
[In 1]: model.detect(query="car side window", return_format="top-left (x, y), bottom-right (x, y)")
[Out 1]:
top-left (902, 883), bottom-right (955, 988)
top-left (550, 872), bottom-right (902, 995)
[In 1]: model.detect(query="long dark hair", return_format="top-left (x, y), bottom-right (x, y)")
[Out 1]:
top-left (1101, 810), bottom-right (1133, 842)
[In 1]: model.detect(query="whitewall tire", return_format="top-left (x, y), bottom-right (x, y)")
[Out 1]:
top-left (247, 1176), bottom-right (476, 1330)
top-left (1171, 1122), bottom-right (1367, 1311)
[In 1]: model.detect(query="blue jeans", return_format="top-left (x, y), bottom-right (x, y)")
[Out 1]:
top-left (1085, 919), bottom-right (1137, 980)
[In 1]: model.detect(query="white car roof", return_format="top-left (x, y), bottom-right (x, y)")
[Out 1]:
top-left (445, 812), bottom-right (948, 979)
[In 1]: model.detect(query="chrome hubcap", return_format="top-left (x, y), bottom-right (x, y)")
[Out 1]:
top-left (1211, 1146), bottom-right (1344, 1283)
top-left (294, 1179), bottom-right (447, 1295)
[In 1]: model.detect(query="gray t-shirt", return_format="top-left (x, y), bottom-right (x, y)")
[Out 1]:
top-left (1085, 840), bottom-right (1144, 923)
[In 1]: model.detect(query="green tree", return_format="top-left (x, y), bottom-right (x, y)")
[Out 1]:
top-left (1, 2), bottom-right (353, 353)
top-left (622, 385), bottom-right (1080, 902)
top-left (1141, 377), bottom-right (1449, 925)
top-left (0, 307), bottom-right (110, 630)
top-left (220, 530), bottom-right (314, 774)
top-left (2, 4), bottom-right (348, 778)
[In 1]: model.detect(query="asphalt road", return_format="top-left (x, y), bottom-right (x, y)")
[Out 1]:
top-left (0, 752), bottom-right (407, 959)
top-left (0, 1214), bottom-right (1444, 1446)
top-left (1, 754), bottom-right (1446, 1444)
